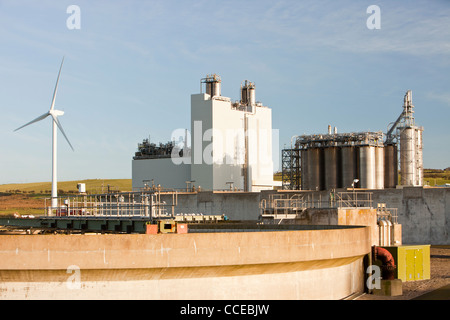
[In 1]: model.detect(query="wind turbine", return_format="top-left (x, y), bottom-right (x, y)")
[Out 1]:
top-left (14, 57), bottom-right (74, 210)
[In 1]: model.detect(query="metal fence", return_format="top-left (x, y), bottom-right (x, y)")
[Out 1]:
top-left (44, 190), bottom-right (178, 219)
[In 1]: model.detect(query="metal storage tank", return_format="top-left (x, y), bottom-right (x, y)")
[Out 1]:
top-left (341, 146), bottom-right (357, 188)
top-left (400, 127), bottom-right (416, 186)
top-left (375, 146), bottom-right (385, 189)
top-left (384, 144), bottom-right (398, 188)
top-left (206, 82), bottom-right (212, 96)
top-left (213, 81), bottom-right (221, 97)
top-left (359, 146), bottom-right (376, 189)
top-left (415, 127), bottom-right (424, 186)
top-left (301, 149), bottom-right (309, 190)
top-left (241, 80), bottom-right (255, 106)
top-left (324, 147), bottom-right (339, 190)
top-left (205, 74), bottom-right (221, 97)
top-left (308, 147), bottom-right (324, 191)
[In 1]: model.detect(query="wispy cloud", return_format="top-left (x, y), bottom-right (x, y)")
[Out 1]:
top-left (426, 91), bottom-right (450, 107)
top-left (225, 0), bottom-right (450, 56)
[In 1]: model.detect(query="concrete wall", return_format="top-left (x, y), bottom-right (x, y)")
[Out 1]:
top-left (161, 191), bottom-right (261, 220)
top-left (164, 186), bottom-right (449, 245)
top-left (262, 207), bottom-right (379, 246)
top-left (0, 226), bottom-right (371, 300)
top-left (372, 187), bottom-right (450, 245)
top-left (190, 93), bottom-right (277, 192)
top-left (191, 94), bottom-right (215, 190)
top-left (262, 187), bottom-right (449, 245)
top-left (132, 157), bottom-right (191, 190)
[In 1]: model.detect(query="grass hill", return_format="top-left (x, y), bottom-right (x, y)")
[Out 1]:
top-left (0, 179), bottom-right (132, 216)
top-left (0, 179), bottom-right (132, 195)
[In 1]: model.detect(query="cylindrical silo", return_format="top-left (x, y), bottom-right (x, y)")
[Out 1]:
top-left (400, 127), bottom-right (416, 186)
top-left (206, 82), bottom-right (212, 96)
top-left (241, 80), bottom-right (255, 106)
top-left (213, 81), bottom-right (221, 97)
top-left (204, 74), bottom-right (221, 97)
top-left (308, 147), bottom-right (323, 191)
top-left (415, 127), bottom-right (424, 186)
top-left (341, 146), bottom-right (357, 189)
top-left (384, 144), bottom-right (398, 188)
top-left (301, 149), bottom-right (309, 190)
top-left (241, 87), bottom-right (247, 104)
top-left (248, 87), bottom-right (255, 106)
top-left (324, 146), bottom-right (338, 190)
top-left (375, 146), bottom-right (385, 189)
top-left (359, 146), bottom-right (376, 189)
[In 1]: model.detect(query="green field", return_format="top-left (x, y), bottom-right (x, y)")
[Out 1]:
top-left (0, 179), bottom-right (132, 195)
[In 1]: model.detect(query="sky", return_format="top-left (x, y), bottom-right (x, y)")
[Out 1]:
top-left (0, 0), bottom-right (449, 184)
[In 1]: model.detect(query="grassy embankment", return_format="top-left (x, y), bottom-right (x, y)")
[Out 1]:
top-left (0, 179), bottom-right (132, 216)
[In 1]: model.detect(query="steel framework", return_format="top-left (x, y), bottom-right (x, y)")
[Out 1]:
top-left (281, 149), bottom-right (300, 190)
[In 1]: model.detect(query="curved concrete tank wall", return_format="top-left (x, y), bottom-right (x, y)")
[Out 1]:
top-left (0, 226), bottom-right (371, 300)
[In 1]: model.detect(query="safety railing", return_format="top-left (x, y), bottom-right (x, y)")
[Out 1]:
top-left (335, 191), bottom-right (373, 208)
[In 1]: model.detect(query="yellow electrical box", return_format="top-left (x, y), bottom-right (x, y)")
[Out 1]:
top-left (382, 245), bottom-right (430, 282)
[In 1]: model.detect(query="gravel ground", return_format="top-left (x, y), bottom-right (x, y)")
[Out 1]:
top-left (357, 245), bottom-right (450, 300)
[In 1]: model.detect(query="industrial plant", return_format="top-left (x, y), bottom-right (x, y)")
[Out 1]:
top-left (282, 90), bottom-right (424, 191)
top-left (1, 72), bottom-right (447, 301)
top-left (132, 74), bottom-right (279, 192)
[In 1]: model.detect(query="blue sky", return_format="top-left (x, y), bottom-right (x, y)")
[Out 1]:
top-left (0, 0), bottom-right (449, 184)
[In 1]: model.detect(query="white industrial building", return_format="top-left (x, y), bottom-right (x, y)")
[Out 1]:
top-left (132, 74), bottom-right (280, 192)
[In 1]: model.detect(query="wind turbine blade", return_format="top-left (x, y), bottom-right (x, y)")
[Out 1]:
top-left (14, 112), bottom-right (49, 132)
top-left (51, 114), bottom-right (74, 151)
top-left (50, 57), bottom-right (65, 111)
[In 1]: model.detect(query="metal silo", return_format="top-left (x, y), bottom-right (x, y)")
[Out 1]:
top-left (241, 80), bottom-right (255, 107)
top-left (415, 127), bottom-right (423, 186)
top-left (204, 74), bottom-right (221, 97)
top-left (341, 146), bottom-right (357, 189)
top-left (359, 146), bottom-right (376, 189)
top-left (301, 149), bottom-right (309, 190)
top-left (308, 147), bottom-right (324, 191)
top-left (375, 146), bottom-right (385, 189)
top-left (400, 127), bottom-right (416, 186)
top-left (324, 146), bottom-right (339, 190)
top-left (384, 144), bottom-right (398, 188)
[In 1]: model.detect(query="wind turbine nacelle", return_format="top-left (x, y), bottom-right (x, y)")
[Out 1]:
top-left (50, 109), bottom-right (65, 117)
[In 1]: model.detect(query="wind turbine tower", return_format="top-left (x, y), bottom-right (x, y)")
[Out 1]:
top-left (14, 57), bottom-right (74, 210)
